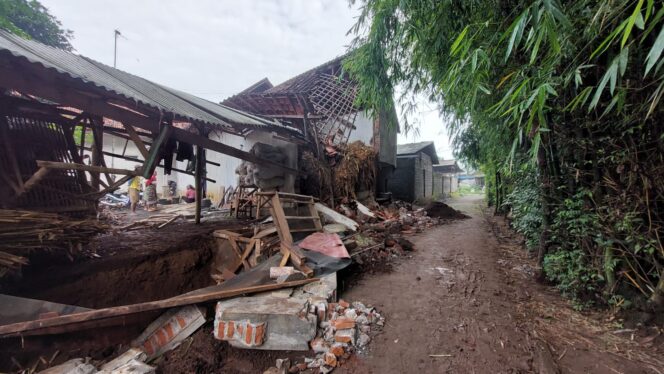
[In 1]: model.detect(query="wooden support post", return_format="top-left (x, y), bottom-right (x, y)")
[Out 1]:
top-left (195, 145), bottom-right (203, 224)
top-left (79, 122), bottom-right (86, 159)
top-left (90, 117), bottom-right (104, 190)
top-left (142, 124), bottom-right (172, 178)
top-left (0, 116), bottom-right (24, 191)
top-left (123, 123), bottom-right (149, 159)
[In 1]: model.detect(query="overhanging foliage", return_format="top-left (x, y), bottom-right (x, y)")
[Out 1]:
top-left (346, 0), bottom-right (664, 308)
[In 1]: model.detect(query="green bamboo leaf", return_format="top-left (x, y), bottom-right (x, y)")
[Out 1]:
top-left (645, 0), bottom-right (653, 21)
top-left (505, 12), bottom-right (528, 61)
top-left (619, 47), bottom-right (629, 76)
top-left (451, 25), bottom-right (469, 55)
top-left (590, 59), bottom-right (618, 110)
top-left (591, 20), bottom-right (626, 60)
top-left (635, 12), bottom-right (645, 30)
top-left (645, 25), bottom-right (664, 76)
top-left (621, 0), bottom-right (644, 48)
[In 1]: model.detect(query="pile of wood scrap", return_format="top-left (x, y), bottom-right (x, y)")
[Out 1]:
top-left (159, 204), bottom-right (197, 218)
top-left (0, 209), bottom-right (108, 275)
top-left (211, 225), bottom-right (280, 283)
top-left (117, 214), bottom-right (182, 231)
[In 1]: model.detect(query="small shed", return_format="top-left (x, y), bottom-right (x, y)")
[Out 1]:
top-left (386, 141), bottom-right (438, 202)
top-left (433, 160), bottom-right (464, 196)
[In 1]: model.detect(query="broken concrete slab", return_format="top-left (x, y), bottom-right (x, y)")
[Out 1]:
top-left (99, 348), bottom-right (146, 372)
top-left (104, 360), bottom-right (155, 374)
top-left (38, 358), bottom-right (97, 374)
top-left (294, 272), bottom-right (337, 302)
top-left (132, 305), bottom-right (206, 360)
top-left (315, 203), bottom-right (359, 231)
top-left (214, 296), bottom-right (317, 351)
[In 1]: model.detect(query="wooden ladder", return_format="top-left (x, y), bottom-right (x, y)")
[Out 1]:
top-left (255, 192), bottom-right (322, 276)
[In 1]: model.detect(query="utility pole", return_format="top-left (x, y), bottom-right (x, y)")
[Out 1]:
top-left (113, 29), bottom-right (121, 68)
top-left (112, 29), bottom-right (122, 167)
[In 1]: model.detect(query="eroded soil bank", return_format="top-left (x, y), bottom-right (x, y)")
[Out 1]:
top-left (0, 222), bottom-right (226, 371)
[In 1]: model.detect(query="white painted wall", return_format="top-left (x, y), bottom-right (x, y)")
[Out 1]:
top-left (100, 130), bottom-right (298, 201)
top-left (347, 111), bottom-right (374, 145)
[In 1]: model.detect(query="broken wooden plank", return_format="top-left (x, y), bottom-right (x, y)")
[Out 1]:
top-left (19, 167), bottom-right (50, 196)
top-left (123, 123), bottom-right (150, 159)
top-left (0, 278), bottom-right (318, 337)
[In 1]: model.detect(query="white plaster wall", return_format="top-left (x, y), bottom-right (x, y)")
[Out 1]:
top-left (99, 130), bottom-right (297, 200)
top-left (347, 111), bottom-right (374, 145)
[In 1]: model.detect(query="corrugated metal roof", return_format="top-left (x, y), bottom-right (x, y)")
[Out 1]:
top-left (433, 160), bottom-right (464, 173)
top-left (0, 30), bottom-right (287, 131)
top-left (397, 141), bottom-right (439, 163)
top-left (397, 141), bottom-right (434, 155)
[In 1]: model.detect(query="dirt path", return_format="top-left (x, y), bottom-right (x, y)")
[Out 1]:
top-left (338, 195), bottom-right (663, 374)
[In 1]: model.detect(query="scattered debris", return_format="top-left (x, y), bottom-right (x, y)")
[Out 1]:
top-left (0, 209), bottom-right (109, 275)
top-left (267, 299), bottom-right (384, 373)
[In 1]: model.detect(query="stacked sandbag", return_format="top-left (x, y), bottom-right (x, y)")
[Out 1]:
top-left (234, 143), bottom-right (289, 190)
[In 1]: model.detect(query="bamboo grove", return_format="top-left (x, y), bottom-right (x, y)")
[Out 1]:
top-left (344, 0), bottom-right (664, 309)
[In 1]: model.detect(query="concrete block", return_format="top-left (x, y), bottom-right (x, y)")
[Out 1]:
top-left (269, 266), bottom-right (295, 279)
top-left (132, 305), bottom-right (206, 360)
top-left (215, 296), bottom-right (317, 351)
top-left (294, 272), bottom-right (337, 302)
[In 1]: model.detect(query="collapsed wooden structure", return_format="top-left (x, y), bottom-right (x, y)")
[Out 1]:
top-left (0, 30), bottom-right (300, 221)
top-left (223, 55), bottom-right (360, 149)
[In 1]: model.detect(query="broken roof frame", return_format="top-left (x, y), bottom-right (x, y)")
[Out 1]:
top-left (223, 54), bottom-right (361, 148)
top-left (0, 30), bottom-right (301, 218)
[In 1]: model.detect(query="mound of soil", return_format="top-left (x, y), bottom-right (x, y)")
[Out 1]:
top-left (424, 201), bottom-right (470, 219)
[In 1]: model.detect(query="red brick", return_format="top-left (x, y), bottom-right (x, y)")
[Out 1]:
top-left (324, 352), bottom-right (338, 367)
top-left (332, 317), bottom-right (355, 330)
top-left (334, 329), bottom-right (355, 344)
top-left (245, 324), bottom-right (253, 345)
top-left (217, 321), bottom-right (225, 339)
top-left (226, 321), bottom-right (235, 338)
top-left (330, 344), bottom-right (345, 357)
top-left (254, 323), bottom-right (265, 346)
top-left (165, 323), bottom-right (174, 339)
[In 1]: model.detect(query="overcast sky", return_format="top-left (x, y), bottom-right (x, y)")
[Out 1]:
top-left (40, 0), bottom-right (453, 160)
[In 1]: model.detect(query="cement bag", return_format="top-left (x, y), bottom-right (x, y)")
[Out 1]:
top-left (256, 176), bottom-right (285, 190)
top-left (252, 143), bottom-right (287, 163)
top-left (253, 165), bottom-right (284, 180)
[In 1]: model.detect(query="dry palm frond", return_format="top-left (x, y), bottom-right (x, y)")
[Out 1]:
top-left (333, 141), bottom-right (377, 199)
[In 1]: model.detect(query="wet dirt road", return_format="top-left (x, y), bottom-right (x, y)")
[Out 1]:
top-left (338, 195), bottom-right (663, 374)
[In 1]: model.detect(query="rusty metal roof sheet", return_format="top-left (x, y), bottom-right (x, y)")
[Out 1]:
top-left (0, 30), bottom-right (288, 131)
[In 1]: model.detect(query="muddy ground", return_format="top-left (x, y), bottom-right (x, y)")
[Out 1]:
top-left (2, 196), bottom-right (663, 373)
top-left (336, 195), bottom-right (663, 374)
